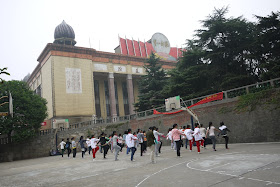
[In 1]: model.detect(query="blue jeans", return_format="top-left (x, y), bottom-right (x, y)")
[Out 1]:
top-left (126, 147), bottom-right (130, 154)
top-left (130, 147), bottom-right (136, 161)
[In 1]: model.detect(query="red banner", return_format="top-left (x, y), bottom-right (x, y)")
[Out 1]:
top-left (153, 109), bottom-right (184, 115)
top-left (188, 92), bottom-right (224, 108)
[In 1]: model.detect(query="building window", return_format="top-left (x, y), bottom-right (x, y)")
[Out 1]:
top-left (94, 80), bottom-right (101, 117)
top-left (36, 85), bottom-right (41, 97)
top-left (104, 80), bottom-right (111, 117)
top-left (114, 81), bottom-right (119, 116)
top-left (122, 82), bottom-right (129, 115)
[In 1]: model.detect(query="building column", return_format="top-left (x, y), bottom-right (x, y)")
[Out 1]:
top-left (127, 74), bottom-right (135, 115)
top-left (108, 72), bottom-right (117, 122)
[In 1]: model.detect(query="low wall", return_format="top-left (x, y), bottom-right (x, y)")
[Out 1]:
top-left (1, 99), bottom-right (280, 162)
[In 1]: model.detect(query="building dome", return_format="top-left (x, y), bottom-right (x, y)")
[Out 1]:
top-left (54, 20), bottom-right (76, 46)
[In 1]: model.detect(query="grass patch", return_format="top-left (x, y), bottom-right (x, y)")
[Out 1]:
top-left (235, 88), bottom-right (280, 112)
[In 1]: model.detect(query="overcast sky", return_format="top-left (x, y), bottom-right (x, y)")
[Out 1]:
top-left (0, 0), bottom-right (279, 81)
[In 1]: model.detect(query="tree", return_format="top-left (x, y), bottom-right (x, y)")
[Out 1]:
top-left (0, 67), bottom-right (10, 83)
top-left (134, 52), bottom-right (168, 111)
top-left (255, 11), bottom-right (280, 80)
top-left (0, 80), bottom-right (48, 142)
top-left (165, 7), bottom-right (258, 100)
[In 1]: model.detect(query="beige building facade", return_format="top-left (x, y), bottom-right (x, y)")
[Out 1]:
top-left (27, 21), bottom-right (177, 129)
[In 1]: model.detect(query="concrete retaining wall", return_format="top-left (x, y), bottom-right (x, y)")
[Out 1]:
top-left (1, 99), bottom-right (280, 162)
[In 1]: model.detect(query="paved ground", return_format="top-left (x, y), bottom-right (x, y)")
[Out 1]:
top-left (0, 142), bottom-right (280, 187)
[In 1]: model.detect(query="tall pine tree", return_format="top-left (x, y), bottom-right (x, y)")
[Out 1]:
top-left (134, 52), bottom-right (167, 111)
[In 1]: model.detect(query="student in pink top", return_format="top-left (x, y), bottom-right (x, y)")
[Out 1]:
top-left (171, 124), bottom-right (184, 157)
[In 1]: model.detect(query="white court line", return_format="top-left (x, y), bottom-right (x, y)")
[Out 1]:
top-left (186, 157), bottom-right (280, 186)
top-left (205, 163), bottom-right (231, 171)
top-left (135, 159), bottom-right (197, 187)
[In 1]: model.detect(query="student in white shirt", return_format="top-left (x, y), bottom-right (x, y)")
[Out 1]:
top-left (219, 122), bottom-right (230, 149)
top-left (193, 123), bottom-right (203, 154)
top-left (166, 128), bottom-right (174, 150)
top-left (184, 125), bottom-right (194, 152)
top-left (200, 124), bottom-right (206, 148)
top-left (86, 136), bottom-right (92, 155)
top-left (206, 122), bottom-right (220, 151)
top-left (90, 135), bottom-right (100, 161)
top-left (153, 128), bottom-right (164, 157)
top-left (57, 139), bottom-right (66, 157)
top-left (125, 129), bottom-right (138, 161)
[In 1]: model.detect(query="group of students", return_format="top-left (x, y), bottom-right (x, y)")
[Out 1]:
top-left (58, 121), bottom-right (230, 163)
top-left (167, 121), bottom-right (230, 157)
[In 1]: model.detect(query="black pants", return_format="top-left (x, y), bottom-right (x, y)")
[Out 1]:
top-left (139, 143), bottom-right (144, 156)
top-left (88, 146), bottom-right (92, 155)
top-left (203, 137), bottom-right (206, 147)
top-left (102, 145), bottom-right (109, 158)
top-left (158, 141), bottom-right (162, 153)
top-left (117, 143), bottom-right (124, 152)
top-left (143, 141), bottom-right (147, 151)
top-left (175, 141), bottom-right (182, 156)
top-left (73, 148), bottom-right (76, 158)
top-left (223, 136), bottom-right (229, 149)
top-left (67, 148), bottom-right (71, 157)
top-left (81, 148), bottom-right (87, 158)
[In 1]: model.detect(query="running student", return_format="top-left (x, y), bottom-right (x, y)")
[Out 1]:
top-left (86, 136), bottom-right (92, 155)
top-left (193, 123), bottom-right (203, 154)
top-left (90, 134), bottom-right (100, 161)
top-left (137, 129), bottom-right (145, 156)
top-left (65, 138), bottom-right (71, 158)
top-left (146, 127), bottom-right (156, 163)
top-left (117, 134), bottom-right (124, 152)
top-left (71, 137), bottom-right (77, 158)
top-left (112, 131), bottom-right (121, 161)
top-left (100, 133), bottom-right (110, 159)
top-left (126, 129), bottom-right (138, 162)
top-left (166, 128), bottom-right (174, 150)
top-left (79, 136), bottom-right (87, 158)
top-left (58, 139), bottom-right (66, 157)
top-left (206, 122), bottom-right (220, 151)
top-left (171, 124), bottom-right (184, 158)
top-left (184, 125), bottom-right (194, 152)
top-left (200, 124), bottom-right (206, 148)
top-left (218, 122), bottom-right (230, 149)
top-left (153, 127), bottom-right (164, 157)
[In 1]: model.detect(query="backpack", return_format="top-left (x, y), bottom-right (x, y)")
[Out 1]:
top-left (65, 143), bottom-right (69, 149)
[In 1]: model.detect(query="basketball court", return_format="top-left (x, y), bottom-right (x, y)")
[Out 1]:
top-left (0, 142), bottom-right (279, 187)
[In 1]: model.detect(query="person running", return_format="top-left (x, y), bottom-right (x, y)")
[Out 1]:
top-left (117, 134), bottom-right (124, 152)
top-left (71, 137), bottom-right (77, 158)
top-left (143, 131), bottom-right (147, 153)
top-left (58, 139), bottom-right (66, 157)
top-left (100, 133), bottom-right (110, 159)
top-left (90, 134), bottom-right (100, 161)
top-left (86, 136), bottom-right (92, 155)
top-left (79, 136), bottom-right (87, 158)
top-left (65, 138), bottom-right (72, 158)
top-left (166, 128), bottom-right (174, 150)
top-left (171, 124), bottom-right (184, 158)
top-left (218, 122), bottom-right (230, 149)
top-left (206, 122), bottom-right (220, 151)
top-left (146, 127), bottom-right (156, 163)
top-left (137, 129), bottom-right (145, 156)
top-left (200, 124), bottom-right (207, 148)
top-left (111, 131), bottom-right (121, 161)
top-left (193, 123), bottom-right (203, 154)
top-left (153, 127), bottom-right (164, 157)
top-left (184, 125), bottom-right (194, 152)
top-left (126, 129), bottom-right (138, 162)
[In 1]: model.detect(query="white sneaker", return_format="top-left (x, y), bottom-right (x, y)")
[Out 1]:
top-left (131, 159), bottom-right (136, 162)
top-left (92, 158), bottom-right (95, 161)
top-left (198, 152), bottom-right (201, 154)
top-left (189, 150), bottom-right (192, 152)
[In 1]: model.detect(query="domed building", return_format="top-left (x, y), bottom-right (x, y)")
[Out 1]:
top-left (54, 20), bottom-right (76, 46)
top-left (27, 21), bottom-right (180, 129)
